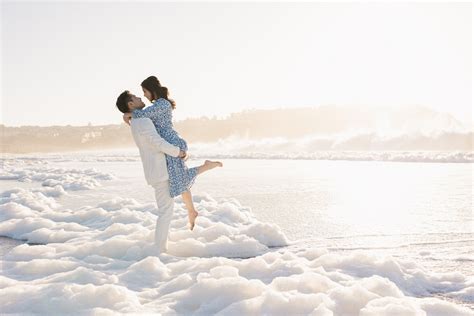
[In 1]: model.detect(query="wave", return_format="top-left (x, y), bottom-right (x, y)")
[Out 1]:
top-left (2, 150), bottom-right (472, 164)
top-left (190, 150), bottom-right (473, 163)
top-left (183, 130), bottom-right (473, 163)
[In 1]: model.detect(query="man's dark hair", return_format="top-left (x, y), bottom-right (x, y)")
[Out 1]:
top-left (116, 90), bottom-right (132, 113)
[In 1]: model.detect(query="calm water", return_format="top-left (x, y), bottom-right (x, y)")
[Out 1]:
top-left (191, 159), bottom-right (473, 275)
top-left (1, 158), bottom-right (473, 275)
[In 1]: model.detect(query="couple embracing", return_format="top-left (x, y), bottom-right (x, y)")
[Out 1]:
top-left (115, 76), bottom-right (222, 254)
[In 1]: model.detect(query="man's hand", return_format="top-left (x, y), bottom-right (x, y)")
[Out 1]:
top-left (123, 112), bottom-right (132, 126)
top-left (178, 150), bottom-right (187, 159)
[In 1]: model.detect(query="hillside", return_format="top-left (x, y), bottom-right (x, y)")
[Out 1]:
top-left (1, 105), bottom-right (471, 153)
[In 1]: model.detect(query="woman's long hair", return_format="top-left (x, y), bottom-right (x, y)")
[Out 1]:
top-left (141, 76), bottom-right (176, 109)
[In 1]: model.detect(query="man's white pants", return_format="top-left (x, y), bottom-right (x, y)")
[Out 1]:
top-left (152, 180), bottom-right (175, 253)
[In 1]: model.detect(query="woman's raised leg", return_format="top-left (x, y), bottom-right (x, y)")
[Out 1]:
top-left (196, 160), bottom-right (223, 175)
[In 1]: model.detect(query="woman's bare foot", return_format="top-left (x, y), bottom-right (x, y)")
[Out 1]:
top-left (188, 210), bottom-right (198, 230)
top-left (204, 160), bottom-right (223, 169)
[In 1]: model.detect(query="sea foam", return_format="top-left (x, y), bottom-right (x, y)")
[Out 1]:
top-left (0, 155), bottom-right (472, 315)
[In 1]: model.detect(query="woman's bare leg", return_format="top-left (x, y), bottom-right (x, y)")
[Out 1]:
top-left (197, 160), bottom-right (223, 175)
top-left (182, 190), bottom-right (198, 230)
top-left (181, 161), bottom-right (222, 230)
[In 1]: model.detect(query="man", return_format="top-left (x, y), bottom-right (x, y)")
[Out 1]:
top-left (116, 90), bottom-right (186, 253)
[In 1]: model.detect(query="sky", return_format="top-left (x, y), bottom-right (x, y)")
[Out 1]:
top-left (1, 1), bottom-right (472, 126)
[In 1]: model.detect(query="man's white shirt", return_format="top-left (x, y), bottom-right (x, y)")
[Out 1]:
top-left (130, 117), bottom-right (180, 185)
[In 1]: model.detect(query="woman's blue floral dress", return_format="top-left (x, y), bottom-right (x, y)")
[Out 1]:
top-left (132, 98), bottom-right (198, 197)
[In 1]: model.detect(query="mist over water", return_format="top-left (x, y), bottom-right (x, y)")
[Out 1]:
top-left (179, 105), bottom-right (471, 163)
top-left (190, 130), bottom-right (472, 155)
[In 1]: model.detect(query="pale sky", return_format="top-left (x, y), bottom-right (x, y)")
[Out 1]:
top-left (1, 1), bottom-right (472, 126)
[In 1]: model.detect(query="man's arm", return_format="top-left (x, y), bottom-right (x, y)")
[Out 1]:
top-left (133, 118), bottom-right (183, 157)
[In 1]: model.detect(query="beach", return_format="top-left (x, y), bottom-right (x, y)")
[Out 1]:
top-left (0, 151), bottom-right (472, 314)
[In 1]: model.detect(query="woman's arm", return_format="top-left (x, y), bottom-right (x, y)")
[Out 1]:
top-left (132, 100), bottom-right (169, 120)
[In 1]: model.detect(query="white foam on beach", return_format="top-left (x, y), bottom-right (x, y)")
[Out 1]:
top-left (1, 157), bottom-right (115, 190)
top-left (0, 157), bottom-right (473, 314)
